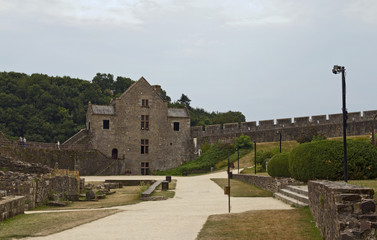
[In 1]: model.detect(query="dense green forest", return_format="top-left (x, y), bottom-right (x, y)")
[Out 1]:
top-left (0, 71), bottom-right (245, 143)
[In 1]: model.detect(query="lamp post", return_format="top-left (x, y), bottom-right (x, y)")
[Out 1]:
top-left (227, 153), bottom-right (231, 213)
top-left (332, 65), bottom-right (348, 183)
top-left (237, 148), bottom-right (240, 174)
top-left (371, 114), bottom-right (377, 146)
top-left (253, 141), bottom-right (257, 174)
top-left (277, 131), bottom-right (282, 153)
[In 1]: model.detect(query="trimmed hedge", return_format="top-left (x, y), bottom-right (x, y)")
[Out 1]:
top-left (267, 152), bottom-right (290, 177)
top-left (289, 139), bottom-right (377, 182)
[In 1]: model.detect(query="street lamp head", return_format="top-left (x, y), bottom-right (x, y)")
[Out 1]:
top-left (332, 65), bottom-right (345, 74)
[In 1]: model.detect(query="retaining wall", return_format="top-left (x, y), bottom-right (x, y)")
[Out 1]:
top-left (0, 196), bottom-right (25, 221)
top-left (309, 181), bottom-right (377, 240)
top-left (232, 174), bottom-right (302, 193)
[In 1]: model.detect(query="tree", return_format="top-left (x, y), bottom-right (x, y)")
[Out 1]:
top-left (233, 134), bottom-right (252, 149)
top-left (92, 73), bottom-right (114, 93)
top-left (178, 94), bottom-right (191, 108)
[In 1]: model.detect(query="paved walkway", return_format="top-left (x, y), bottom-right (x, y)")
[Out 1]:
top-left (27, 171), bottom-right (292, 240)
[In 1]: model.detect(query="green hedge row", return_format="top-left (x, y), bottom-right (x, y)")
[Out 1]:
top-left (267, 152), bottom-right (290, 177)
top-left (289, 139), bottom-right (377, 182)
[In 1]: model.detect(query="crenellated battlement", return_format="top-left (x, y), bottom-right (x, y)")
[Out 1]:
top-left (191, 110), bottom-right (377, 146)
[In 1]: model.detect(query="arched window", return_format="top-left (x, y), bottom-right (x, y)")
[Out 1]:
top-left (112, 148), bottom-right (118, 159)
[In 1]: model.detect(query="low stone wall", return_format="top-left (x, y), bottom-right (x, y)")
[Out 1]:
top-left (0, 173), bottom-right (80, 210)
top-left (0, 195), bottom-right (25, 221)
top-left (233, 174), bottom-right (302, 192)
top-left (308, 181), bottom-right (377, 240)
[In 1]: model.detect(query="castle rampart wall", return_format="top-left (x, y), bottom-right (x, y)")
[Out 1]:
top-left (192, 110), bottom-right (377, 146)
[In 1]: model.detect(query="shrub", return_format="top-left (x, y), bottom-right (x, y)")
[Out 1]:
top-left (267, 153), bottom-right (290, 177)
top-left (233, 134), bottom-right (253, 150)
top-left (289, 139), bottom-right (377, 182)
top-left (256, 148), bottom-right (280, 172)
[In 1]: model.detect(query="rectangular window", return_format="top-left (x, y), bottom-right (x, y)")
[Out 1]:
top-left (141, 115), bottom-right (149, 130)
top-left (173, 122), bottom-right (180, 131)
top-left (141, 162), bottom-right (150, 175)
top-left (103, 120), bottom-right (110, 129)
top-left (142, 99), bottom-right (149, 107)
top-left (141, 139), bottom-right (149, 154)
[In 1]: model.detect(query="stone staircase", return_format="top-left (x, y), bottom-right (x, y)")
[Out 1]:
top-left (274, 185), bottom-right (309, 207)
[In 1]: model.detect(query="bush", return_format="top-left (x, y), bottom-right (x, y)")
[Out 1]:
top-left (233, 134), bottom-right (252, 150)
top-left (289, 139), bottom-right (377, 182)
top-left (267, 153), bottom-right (290, 177)
top-left (256, 148), bottom-right (280, 172)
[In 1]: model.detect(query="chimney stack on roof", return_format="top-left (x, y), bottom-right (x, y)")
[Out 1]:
top-left (152, 85), bottom-right (162, 94)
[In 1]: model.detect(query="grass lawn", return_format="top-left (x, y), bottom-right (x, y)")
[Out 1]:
top-left (197, 208), bottom-right (322, 240)
top-left (36, 184), bottom-right (148, 210)
top-left (0, 209), bottom-right (121, 239)
top-left (211, 178), bottom-right (273, 197)
top-left (0, 183), bottom-right (150, 238)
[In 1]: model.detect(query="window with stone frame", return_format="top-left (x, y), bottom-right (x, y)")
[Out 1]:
top-left (173, 122), bottom-right (180, 131)
top-left (103, 120), bottom-right (110, 129)
top-left (142, 99), bottom-right (149, 107)
top-left (141, 139), bottom-right (149, 154)
top-left (141, 115), bottom-right (149, 130)
top-left (141, 162), bottom-right (149, 175)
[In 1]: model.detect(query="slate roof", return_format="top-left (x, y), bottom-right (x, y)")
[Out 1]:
top-left (168, 108), bottom-right (189, 118)
top-left (92, 105), bottom-right (115, 115)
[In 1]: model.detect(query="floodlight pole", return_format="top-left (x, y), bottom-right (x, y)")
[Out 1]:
top-left (341, 68), bottom-right (348, 183)
top-left (237, 148), bottom-right (240, 174)
top-left (372, 114), bottom-right (377, 146)
top-left (254, 141), bottom-right (257, 174)
top-left (277, 131), bottom-right (282, 153)
top-left (227, 154), bottom-right (231, 213)
top-left (333, 65), bottom-right (348, 183)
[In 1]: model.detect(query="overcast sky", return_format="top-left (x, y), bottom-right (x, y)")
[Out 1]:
top-left (1, 0), bottom-right (376, 122)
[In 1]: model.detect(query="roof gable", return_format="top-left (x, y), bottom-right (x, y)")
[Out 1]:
top-left (118, 77), bottom-right (164, 101)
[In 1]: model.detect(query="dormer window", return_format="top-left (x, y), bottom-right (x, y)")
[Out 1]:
top-left (142, 99), bottom-right (149, 107)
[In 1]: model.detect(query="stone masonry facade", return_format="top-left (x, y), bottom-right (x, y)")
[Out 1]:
top-left (83, 77), bottom-right (193, 175)
top-left (309, 180), bottom-right (377, 240)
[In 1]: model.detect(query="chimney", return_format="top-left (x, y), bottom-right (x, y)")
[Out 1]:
top-left (152, 85), bottom-right (162, 94)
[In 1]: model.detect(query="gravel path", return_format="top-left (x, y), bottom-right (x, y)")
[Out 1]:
top-left (27, 171), bottom-right (292, 240)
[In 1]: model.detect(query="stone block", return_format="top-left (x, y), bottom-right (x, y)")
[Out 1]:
top-left (360, 214), bottom-right (377, 222)
top-left (86, 190), bottom-right (95, 201)
top-left (336, 194), bottom-right (361, 203)
top-left (360, 221), bottom-right (372, 232)
top-left (337, 203), bottom-right (352, 213)
top-left (361, 200), bottom-right (376, 214)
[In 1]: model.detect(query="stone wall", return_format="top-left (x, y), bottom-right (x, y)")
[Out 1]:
top-left (0, 171), bottom-right (80, 210)
top-left (0, 156), bottom-right (80, 210)
top-left (192, 110), bottom-right (377, 146)
top-left (0, 194), bottom-right (25, 221)
top-left (232, 174), bottom-right (302, 193)
top-left (308, 181), bottom-right (377, 240)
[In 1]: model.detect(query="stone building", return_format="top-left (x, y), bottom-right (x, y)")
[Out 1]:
top-left (85, 77), bottom-right (193, 175)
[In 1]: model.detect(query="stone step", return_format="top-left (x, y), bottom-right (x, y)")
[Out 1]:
top-left (285, 185), bottom-right (308, 197)
top-left (279, 188), bottom-right (309, 204)
top-left (274, 192), bottom-right (308, 207)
